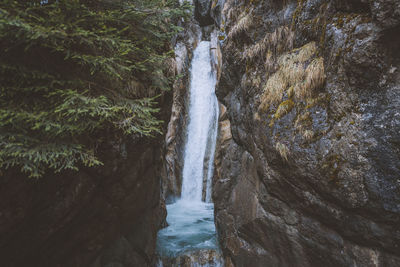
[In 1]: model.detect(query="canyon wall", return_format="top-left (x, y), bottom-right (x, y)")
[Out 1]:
top-left (162, 0), bottom-right (222, 203)
top-left (4, 1), bottom-right (399, 266)
top-left (162, 17), bottom-right (201, 202)
top-left (0, 86), bottom-right (172, 267)
top-left (0, 5), bottom-right (205, 264)
top-left (210, 0), bottom-right (400, 266)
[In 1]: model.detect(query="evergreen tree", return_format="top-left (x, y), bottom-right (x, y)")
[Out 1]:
top-left (0, 0), bottom-right (190, 177)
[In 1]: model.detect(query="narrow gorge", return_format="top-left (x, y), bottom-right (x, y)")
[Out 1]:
top-left (162, 0), bottom-right (400, 266)
top-left (157, 40), bottom-right (221, 266)
top-left (0, 0), bottom-right (399, 266)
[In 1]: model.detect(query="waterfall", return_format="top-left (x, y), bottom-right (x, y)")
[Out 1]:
top-left (181, 41), bottom-right (219, 202)
top-left (156, 41), bottom-right (222, 266)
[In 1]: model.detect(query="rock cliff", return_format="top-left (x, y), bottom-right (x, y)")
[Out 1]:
top-left (162, 0), bottom-right (223, 202)
top-left (8, 0), bottom-right (399, 266)
top-left (0, 88), bottom-right (172, 267)
top-left (162, 18), bottom-right (202, 202)
top-left (211, 0), bottom-right (400, 266)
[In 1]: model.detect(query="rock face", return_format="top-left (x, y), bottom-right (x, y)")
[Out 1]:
top-left (0, 92), bottom-right (172, 266)
top-left (162, 3), bottom-right (223, 202)
top-left (194, 0), bottom-right (214, 26)
top-left (162, 19), bottom-right (202, 202)
top-left (211, 0), bottom-right (400, 266)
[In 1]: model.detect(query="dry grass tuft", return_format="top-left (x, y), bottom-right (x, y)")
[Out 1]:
top-left (274, 99), bottom-right (295, 119)
top-left (302, 129), bottom-right (314, 140)
top-left (287, 85), bottom-right (295, 98)
top-left (275, 142), bottom-right (289, 161)
top-left (294, 111), bottom-right (311, 128)
top-left (227, 12), bottom-right (252, 40)
top-left (301, 58), bottom-right (325, 98)
top-left (265, 50), bottom-right (275, 72)
top-left (223, 0), bottom-right (241, 22)
top-left (257, 42), bottom-right (325, 117)
top-left (242, 26), bottom-right (294, 64)
top-left (242, 41), bottom-right (266, 61)
top-left (289, 42), bottom-right (317, 63)
top-left (269, 99), bottom-right (295, 127)
top-left (294, 111), bottom-right (314, 139)
top-left (263, 71), bottom-right (287, 108)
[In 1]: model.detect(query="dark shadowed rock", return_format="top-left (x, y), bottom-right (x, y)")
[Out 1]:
top-left (0, 136), bottom-right (169, 267)
top-left (367, 0), bottom-right (400, 29)
top-left (0, 76), bottom-right (173, 267)
top-left (194, 0), bottom-right (214, 26)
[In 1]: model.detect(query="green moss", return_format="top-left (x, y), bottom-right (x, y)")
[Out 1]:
top-left (269, 99), bottom-right (295, 127)
top-left (305, 94), bottom-right (330, 109)
top-left (274, 99), bottom-right (295, 119)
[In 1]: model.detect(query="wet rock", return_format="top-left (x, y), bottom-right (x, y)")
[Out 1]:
top-left (211, 29), bottom-right (223, 83)
top-left (162, 19), bottom-right (202, 201)
top-left (159, 249), bottom-right (223, 267)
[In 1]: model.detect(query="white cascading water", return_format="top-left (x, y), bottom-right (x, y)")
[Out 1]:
top-left (181, 41), bottom-right (219, 202)
top-left (156, 41), bottom-right (222, 267)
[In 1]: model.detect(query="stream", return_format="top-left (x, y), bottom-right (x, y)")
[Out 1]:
top-left (156, 41), bottom-right (222, 266)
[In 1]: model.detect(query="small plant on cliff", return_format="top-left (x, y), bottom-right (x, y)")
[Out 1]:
top-left (302, 129), bottom-right (314, 141)
top-left (301, 58), bottom-right (325, 99)
top-left (0, 0), bottom-right (189, 178)
top-left (226, 12), bottom-right (252, 40)
top-left (269, 99), bottom-right (295, 127)
top-left (242, 26), bottom-right (294, 65)
top-left (257, 42), bottom-right (325, 116)
top-left (275, 142), bottom-right (289, 161)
